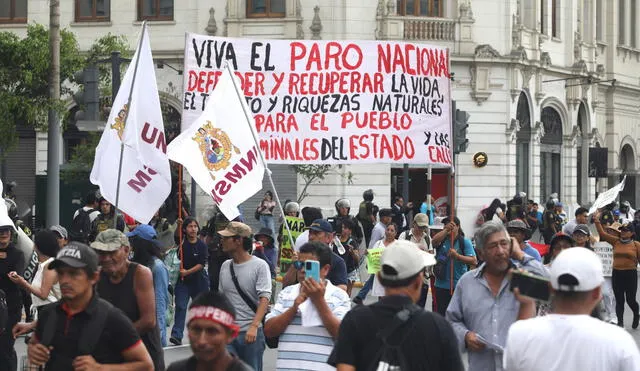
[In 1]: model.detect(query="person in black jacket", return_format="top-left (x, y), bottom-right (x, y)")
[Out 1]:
top-left (332, 198), bottom-right (365, 249)
top-left (391, 196), bottom-right (413, 234)
top-left (0, 222), bottom-right (22, 371)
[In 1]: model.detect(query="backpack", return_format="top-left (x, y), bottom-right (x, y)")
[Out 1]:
top-left (372, 304), bottom-right (423, 370)
top-left (403, 231), bottom-right (431, 247)
top-left (69, 208), bottom-right (94, 243)
top-left (432, 234), bottom-right (465, 281)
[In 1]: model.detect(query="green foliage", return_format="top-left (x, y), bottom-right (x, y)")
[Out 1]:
top-left (0, 24), bottom-right (82, 152)
top-left (82, 33), bottom-right (131, 98)
top-left (291, 165), bottom-right (354, 203)
top-left (60, 133), bottom-right (101, 183)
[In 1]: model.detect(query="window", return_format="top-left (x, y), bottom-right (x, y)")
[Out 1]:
top-left (0, 0), bottom-right (27, 23)
top-left (247, 0), bottom-right (285, 18)
top-left (75, 0), bottom-right (110, 22)
top-left (397, 0), bottom-right (443, 17)
top-left (619, 0), bottom-right (625, 44)
top-left (516, 93), bottom-right (531, 196)
top-left (138, 0), bottom-right (173, 21)
top-left (540, 0), bottom-right (546, 34)
top-left (551, 0), bottom-right (558, 37)
top-left (596, 0), bottom-right (603, 41)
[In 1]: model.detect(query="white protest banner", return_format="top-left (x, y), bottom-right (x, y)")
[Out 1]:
top-left (91, 25), bottom-right (171, 224)
top-left (168, 65), bottom-right (265, 220)
top-left (588, 176), bottom-right (626, 215)
top-left (182, 34), bottom-right (452, 166)
top-left (593, 241), bottom-right (613, 277)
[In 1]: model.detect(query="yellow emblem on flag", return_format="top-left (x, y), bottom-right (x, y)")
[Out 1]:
top-left (110, 104), bottom-right (129, 140)
top-left (193, 121), bottom-right (240, 174)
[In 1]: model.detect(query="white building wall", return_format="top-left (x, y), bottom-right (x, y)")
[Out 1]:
top-left (3, 0), bottom-right (640, 232)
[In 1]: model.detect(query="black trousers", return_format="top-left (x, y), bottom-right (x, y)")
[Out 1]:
top-left (435, 287), bottom-right (453, 316)
top-left (612, 268), bottom-right (639, 324)
top-left (0, 310), bottom-right (20, 371)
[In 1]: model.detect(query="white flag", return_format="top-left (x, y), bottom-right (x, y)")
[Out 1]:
top-left (0, 181), bottom-right (16, 231)
top-left (167, 65), bottom-right (265, 220)
top-left (588, 175), bottom-right (626, 215)
top-left (90, 25), bottom-right (171, 224)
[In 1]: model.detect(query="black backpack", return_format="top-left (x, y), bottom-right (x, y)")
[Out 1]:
top-left (69, 208), bottom-right (94, 243)
top-left (373, 304), bottom-right (423, 370)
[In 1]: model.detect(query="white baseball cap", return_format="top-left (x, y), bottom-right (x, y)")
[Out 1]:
top-left (550, 247), bottom-right (604, 292)
top-left (379, 240), bottom-right (436, 281)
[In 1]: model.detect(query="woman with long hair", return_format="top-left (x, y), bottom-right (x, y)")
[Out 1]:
top-left (129, 224), bottom-right (170, 346)
top-left (9, 230), bottom-right (61, 318)
top-left (594, 210), bottom-right (640, 328)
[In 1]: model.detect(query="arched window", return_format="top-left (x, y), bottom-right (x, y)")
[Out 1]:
top-left (577, 102), bottom-right (589, 204)
top-left (516, 92), bottom-right (531, 195)
top-left (619, 144), bottom-right (636, 205)
top-left (540, 106), bottom-right (563, 200)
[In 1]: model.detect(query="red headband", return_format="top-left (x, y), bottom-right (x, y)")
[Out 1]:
top-left (187, 306), bottom-right (240, 338)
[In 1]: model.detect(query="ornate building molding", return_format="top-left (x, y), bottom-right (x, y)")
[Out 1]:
top-left (474, 44), bottom-right (500, 58)
top-left (506, 118), bottom-right (521, 143)
top-left (533, 121), bottom-right (546, 144)
top-left (309, 6), bottom-right (322, 40)
top-left (205, 8), bottom-right (218, 35)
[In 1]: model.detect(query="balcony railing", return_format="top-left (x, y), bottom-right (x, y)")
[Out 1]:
top-left (402, 17), bottom-right (455, 41)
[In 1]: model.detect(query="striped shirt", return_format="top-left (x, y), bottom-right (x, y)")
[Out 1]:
top-left (266, 281), bottom-right (351, 370)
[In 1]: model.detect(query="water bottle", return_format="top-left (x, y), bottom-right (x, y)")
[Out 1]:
top-left (334, 236), bottom-right (346, 255)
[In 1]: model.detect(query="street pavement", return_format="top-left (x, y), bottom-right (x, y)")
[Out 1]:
top-left (14, 279), bottom-right (640, 370)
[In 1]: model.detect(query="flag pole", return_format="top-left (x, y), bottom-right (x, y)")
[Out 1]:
top-left (223, 64), bottom-right (296, 247)
top-left (113, 21), bottom-right (148, 227)
top-left (447, 48), bottom-right (455, 296)
top-left (178, 164), bottom-right (184, 277)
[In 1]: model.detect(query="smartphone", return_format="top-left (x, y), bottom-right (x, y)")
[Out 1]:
top-left (510, 270), bottom-right (550, 302)
top-left (304, 260), bottom-right (321, 282)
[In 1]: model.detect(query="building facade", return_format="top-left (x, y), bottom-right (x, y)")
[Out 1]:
top-left (2, 0), bottom-right (639, 231)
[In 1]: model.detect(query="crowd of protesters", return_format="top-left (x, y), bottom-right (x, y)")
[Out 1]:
top-left (0, 188), bottom-right (639, 371)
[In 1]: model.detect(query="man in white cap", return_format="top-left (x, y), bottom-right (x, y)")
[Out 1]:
top-left (328, 240), bottom-right (463, 371)
top-left (504, 248), bottom-right (640, 371)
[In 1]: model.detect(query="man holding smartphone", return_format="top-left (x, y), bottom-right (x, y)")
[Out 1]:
top-left (504, 248), bottom-right (640, 370)
top-left (264, 241), bottom-right (351, 370)
top-left (446, 221), bottom-right (546, 371)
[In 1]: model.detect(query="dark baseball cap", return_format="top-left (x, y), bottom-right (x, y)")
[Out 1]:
top-left (49, 242), bottom-right (99, 273)
top-left (308, 219), bottom-right (333, 233)
top-left (572, 224), bottom-right (591, 236)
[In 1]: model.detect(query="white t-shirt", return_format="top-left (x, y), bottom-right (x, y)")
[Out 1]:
top-left (504, 314), bottom-right (640, 371)
top-left (31, 258), bottom-right (61, 310)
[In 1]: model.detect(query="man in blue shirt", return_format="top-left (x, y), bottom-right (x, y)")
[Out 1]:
top-left (431, 216), bottom-right (477, 315)
top-left (506, 219), bottom-right (542, 262)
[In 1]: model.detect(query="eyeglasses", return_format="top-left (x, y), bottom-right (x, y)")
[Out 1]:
top-left (0, 228), bottom-right (12, 234)
top-left (485, 239), bottom-right (511, 250)
top-left (293, 261), bottom-right (304, 270)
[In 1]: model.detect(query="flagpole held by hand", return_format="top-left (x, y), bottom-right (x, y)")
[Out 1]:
top-left (113, 20), bottom-right (148, 227)
top-left (222, 64), bottom-right (296, 248)
top-left (178, 164), bottom-right (184, 279)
